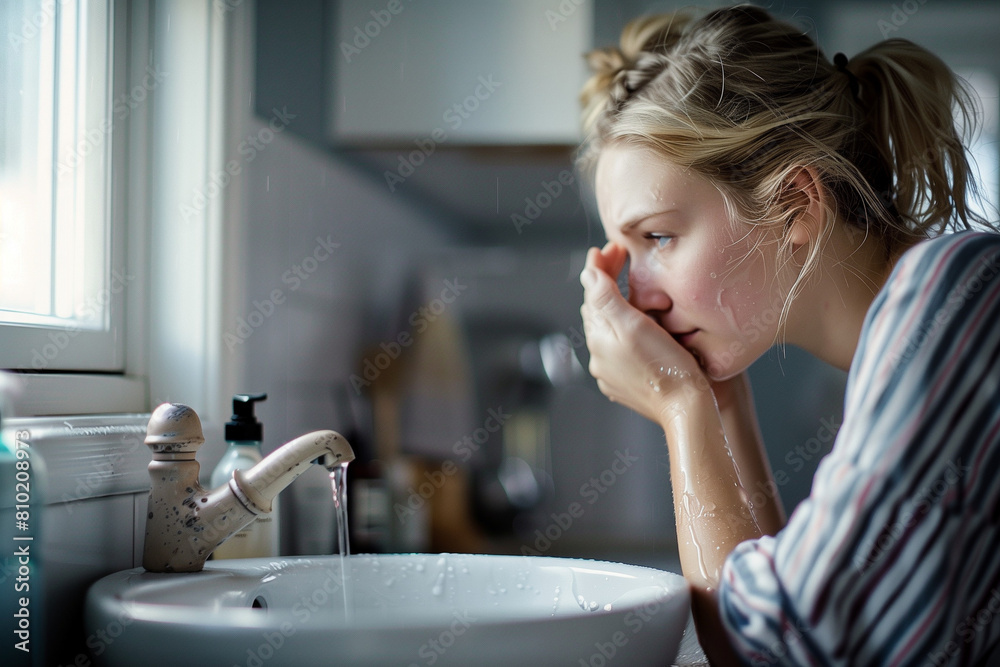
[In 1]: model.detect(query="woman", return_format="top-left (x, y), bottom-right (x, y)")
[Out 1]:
top-left (577, 5), bottom-right (999, 666)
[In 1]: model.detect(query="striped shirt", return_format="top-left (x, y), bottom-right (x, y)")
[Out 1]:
top-left (719, 231), bottom-right (1000, 666)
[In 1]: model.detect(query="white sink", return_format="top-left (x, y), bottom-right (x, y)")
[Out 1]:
top-left (86, 553), bottom-right (690, 666)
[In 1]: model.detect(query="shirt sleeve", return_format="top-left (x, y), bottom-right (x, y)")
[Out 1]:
top-left (718, 232), bottom-right (1000, 666)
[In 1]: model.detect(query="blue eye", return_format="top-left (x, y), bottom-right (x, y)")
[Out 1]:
top-left (646, 234), bottom-right (674, 249)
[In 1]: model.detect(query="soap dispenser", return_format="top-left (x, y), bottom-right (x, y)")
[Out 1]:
top-left (210, 393), bottom-right (279, 559)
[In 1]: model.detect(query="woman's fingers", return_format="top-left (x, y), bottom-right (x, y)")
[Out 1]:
top-left (579, 243), bottom-right (711, 423)
top-left (587, 242), bottom-right (629, 284)
top-left (604, 242), bottom-right (629, 278)
top-left (581, 265), bottom-right (639, 345)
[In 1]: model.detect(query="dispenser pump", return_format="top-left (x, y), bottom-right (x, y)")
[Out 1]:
top-left (226, 393), bottom-right (267, 442)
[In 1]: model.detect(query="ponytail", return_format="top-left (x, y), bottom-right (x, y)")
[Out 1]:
top-left (850, 39), bottom-right (988, 235)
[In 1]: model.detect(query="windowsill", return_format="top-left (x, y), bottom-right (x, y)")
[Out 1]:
top-left (5, 373), bottom-right (147, 417)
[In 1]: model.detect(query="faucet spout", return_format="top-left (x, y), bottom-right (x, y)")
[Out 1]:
top-left (141, 403), bottom-right (355, 573)
top-left (231, 430), bottom-right (355, 514)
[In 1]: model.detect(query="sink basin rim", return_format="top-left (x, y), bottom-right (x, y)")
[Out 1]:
top-left (86, 553), bottom-right (692, 667)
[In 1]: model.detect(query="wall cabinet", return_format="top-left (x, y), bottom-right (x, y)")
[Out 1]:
top-left (328, 0), bottom-right (593, 145)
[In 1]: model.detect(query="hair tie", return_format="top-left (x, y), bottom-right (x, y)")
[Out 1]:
top-left (834, 52), bottom-right (860, 99)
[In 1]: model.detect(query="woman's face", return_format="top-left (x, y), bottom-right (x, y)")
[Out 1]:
top-left (594, 143), bottom-right (787, 379)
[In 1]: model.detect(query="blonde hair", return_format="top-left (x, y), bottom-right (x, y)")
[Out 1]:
top-left (578, 5), bottom-right (990, 319)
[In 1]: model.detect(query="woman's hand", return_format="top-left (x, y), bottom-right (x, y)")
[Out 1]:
top-left (579, 242), bottom-right (710, 425)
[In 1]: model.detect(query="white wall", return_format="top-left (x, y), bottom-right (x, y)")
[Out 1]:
top-left (235, 116), bottom-right (458, 553)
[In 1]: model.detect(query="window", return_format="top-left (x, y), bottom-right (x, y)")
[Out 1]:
top-left (961, 69), bottom-right (1000, 226)
top-left (0, 0), bottom-right (124, 372)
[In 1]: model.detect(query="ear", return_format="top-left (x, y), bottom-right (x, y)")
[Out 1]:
top-left (783, 167), bottom-right (825, 250)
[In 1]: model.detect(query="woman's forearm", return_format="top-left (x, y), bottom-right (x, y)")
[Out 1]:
top-left (660, 388), bottom-right (776, 666)
top-left (662, 392), bottom-right (762, 588)
top-left (712, 374), bottom-right (786, 535)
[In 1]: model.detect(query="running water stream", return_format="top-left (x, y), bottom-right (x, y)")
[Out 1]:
top-left (330, 462), bottom-right (352, 619)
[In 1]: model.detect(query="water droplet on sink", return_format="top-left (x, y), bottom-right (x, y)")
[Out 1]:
top-left (432, 571), bottom-right (446, 597)
top-left (415, 563), bottom-right (425, 573)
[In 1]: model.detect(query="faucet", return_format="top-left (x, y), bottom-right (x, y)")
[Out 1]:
top-left (141, 402), bottom-right (355, 573)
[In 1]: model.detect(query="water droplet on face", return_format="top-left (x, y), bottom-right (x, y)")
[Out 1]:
top-left (710, 272), bottom-right (717, 279)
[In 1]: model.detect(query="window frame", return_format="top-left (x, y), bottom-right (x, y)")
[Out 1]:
top-left (2, 0), bottom-right (152, 416)
top-left (0, 0), bottom-right (128, 374)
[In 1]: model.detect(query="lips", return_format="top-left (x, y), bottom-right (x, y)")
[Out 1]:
top-left (672, 330), bottom-right (699, 345)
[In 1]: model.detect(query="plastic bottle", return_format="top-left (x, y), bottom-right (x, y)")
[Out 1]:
top-left (210, 393), bottom-right (279, 559)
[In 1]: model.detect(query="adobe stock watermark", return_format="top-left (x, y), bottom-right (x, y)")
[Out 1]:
top-left (384, 75), bottom-right (502, 192)
top-left (7, 0), bottom-right (68, 51)
top-left (235, 564), bottom-right (346, 667)
top-left (406, 610), bottom-right (477, 667)
top-left (691, 260), bottom-right (786, 378)
top-left (511, 170), bottom-right (576, 234)
top-left (733, 415), bottom-right (840, 519)
top-left (339, 0), bottom-right (414, 63)
top-left (576, 587), bottom-right (673, 667)
top-left (349, 278), bottom-right (468, 394)
top-left (180, 106), bottom-right (297, 223)
top-left (927, 587), bottom-right (1000, 667)
top-left (521, 448), bottom-right (639, 556)
top-left (81, 601), bottom-right (139, 662)
top-left (854, 458), bottom-right (970, 573)
top-left (28, 268), bottom-right (136, 370)
top-left (545, 0), bottom-right (587, 31)
top-left (223, 235), bottom-right (340, 352)
top-left (890, 251), bottom-right (1000, 369)
top-left (394, 407), bottom-right (512, 523)
top-left (878, 0), bottom-right (930, 38)
top-left (57, 65), bottom-right (168, 178)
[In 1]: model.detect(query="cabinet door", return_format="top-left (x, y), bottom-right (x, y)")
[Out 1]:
top-left (329, 0), bottom-right (593, 145)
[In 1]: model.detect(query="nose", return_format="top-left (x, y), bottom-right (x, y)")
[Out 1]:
top-left (628, 257), bottom-right (673, 314)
